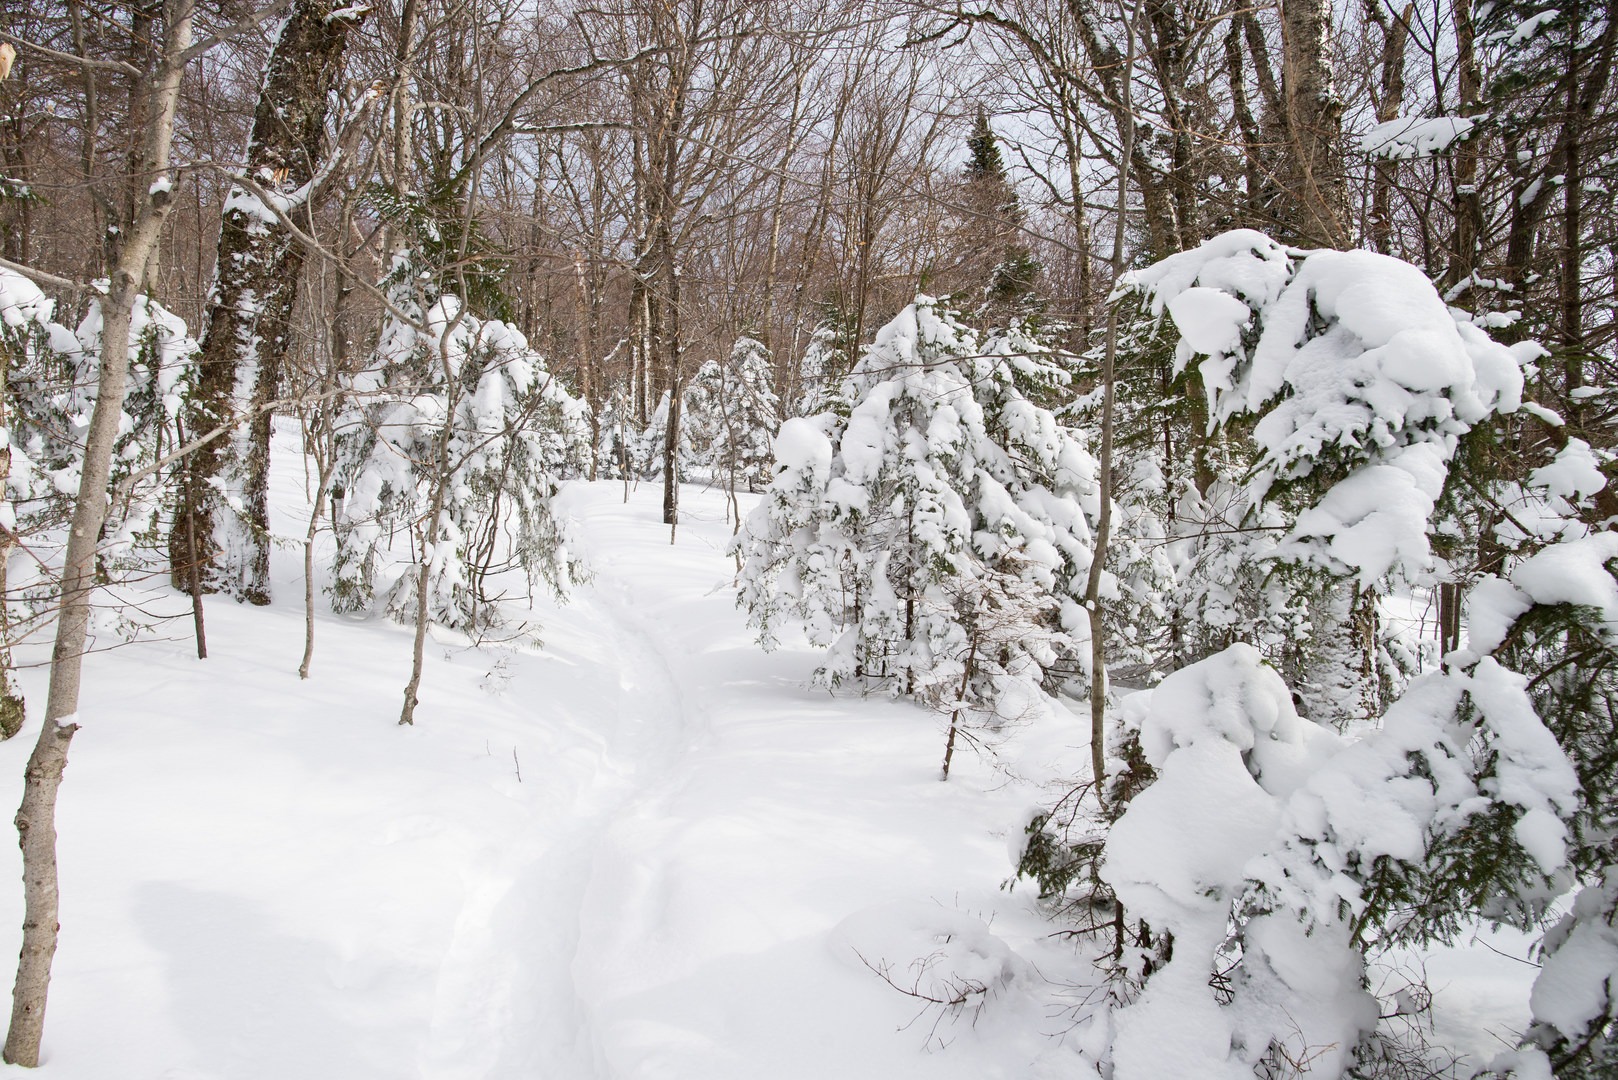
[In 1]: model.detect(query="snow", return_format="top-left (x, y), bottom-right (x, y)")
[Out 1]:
top-left (1122, 230), bottom-right (1527, 589)
top-left (0, 267), bottom-right (1584, 1075)
top-left (1510, 530), bottom-right (1618, 635)
top-left (1101, 647), bottom-right (1376, 1080)
top-left (1529, 874), bottom-right (1618, 1040)
top-left (1463, 658), bottom-right (1578, 873)
top-left (0, 422), bottom-right (1099, 1079)
top-left (1164, 286), bottom-right (1249, 355)
top-left (1357, 116), bottom-right (1477, 159)
top-left (1526, 438), bottom-right (1609, 506)
top-left (1504, 9), bottom-right (1560, 45)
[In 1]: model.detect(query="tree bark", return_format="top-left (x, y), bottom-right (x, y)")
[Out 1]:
top-left (171, 0), bottom-right (359, 605)
top-left (4, 0), bottom-right (193, 1063)
top-left (1279, 0), bottom-right (1348, 246)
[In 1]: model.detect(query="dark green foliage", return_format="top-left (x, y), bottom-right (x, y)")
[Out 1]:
top-left (1015, 810), bottom-right (1101, 902)
top-left (966, 107), bottom-right (1007, 182)
top-left (988, 251), bottom-right (1041, 305)
top-left (363, 183), bottom-right (513, 322)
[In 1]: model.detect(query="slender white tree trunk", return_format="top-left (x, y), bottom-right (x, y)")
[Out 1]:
top-left (3, 3), bottom-right (193, 1065)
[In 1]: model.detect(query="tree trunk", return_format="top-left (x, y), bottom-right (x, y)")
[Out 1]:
top-left (4, 2), bottom-right (192, 1063)
top-left (1446, 0), bottom-right (1483, 301)
top-left (1086, 1), bottom-right (1137, 802)
top-left (0, 333), bottom-right (25, 739)
top-left (1368, 1), bottom-right (1410, 255)
top-left (400, 420), bottom-right (452, 726)
top-left (171, 0), bottom-right (359, 604)
top-left (1279, 0), bottom-right (1348, 246)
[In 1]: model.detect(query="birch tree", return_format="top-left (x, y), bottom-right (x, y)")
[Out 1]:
top-left (2, 0), bottom-right (193, 1062)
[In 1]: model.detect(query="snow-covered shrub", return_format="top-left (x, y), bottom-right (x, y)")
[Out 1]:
top-left (1116, 229), bottom-right (1526, 728)
top-left (1100, 645), bottom-right (1362, 1078)
top-left (592, 388), bottom-right (636, 482)
top-left (0, 267), bottom-right (195, 568)
top-left (0, 267), bottom-right (195, 733)
top-left (330, 258), bottom-right (589, 632)
top-left (1097, 624), bottom-right (1582, 1078)
top-left (792, 323), bottom-right (847, 418)
top-left (684, 335), bottom-right (779, 491)
top-left (735, 297), bottom-right (1100, 725)
top-left (1064, 232), bottom-right (1618, 1079)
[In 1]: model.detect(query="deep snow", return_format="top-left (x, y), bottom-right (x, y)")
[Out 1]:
top-left (0, 427), bottom-right (1100, 1078)
top-left (0, 425), bottom-right (1537, 1078)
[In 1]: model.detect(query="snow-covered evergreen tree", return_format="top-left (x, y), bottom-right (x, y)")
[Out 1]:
top-left (684, 335), bottom-right (779, 491)
top-left (0, 267), bottom-right (197, 733)
top-left (330, 254), bottom-right (590, 634)
top-left (1116, 230), bottom-right (1526, 728)
top-left (792, 323), bottom-right (847, 419)
top-left (1034, 232), bottom-right (1618, 1079)
top-left (592, 386), bottom-right (637, 482)
top-left (736, 297), bottom-right (1100, 724)
top-left (0, 268), bottom-right (195, 568)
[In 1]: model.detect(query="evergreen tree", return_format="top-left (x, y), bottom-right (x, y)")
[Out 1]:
top-left (685, 336), bottom-right (780, 492)
top-left (1022, 232), bottom-right (1618, 1079)
top-left (736, 297), bottom-right (1100, 724)
top-left (792, 323), bottom-right (848, 419)
top-left (330, 252), bottom-right (590, 635)
top-left (952, 109), bottom-right (1039, 316)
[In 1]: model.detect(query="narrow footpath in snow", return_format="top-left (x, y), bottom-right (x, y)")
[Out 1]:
top-left (0, 456), bottom-right (1097, 1080)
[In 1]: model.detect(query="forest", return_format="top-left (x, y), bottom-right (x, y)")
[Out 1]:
top-left (0, 0), bottom-right (1614, 1075)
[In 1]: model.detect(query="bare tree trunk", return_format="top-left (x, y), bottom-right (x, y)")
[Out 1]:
top-left (0, 333), bottom-right (25, 739)
top-left (660, 237), bottom-right (682, 529)
top-left (1367, 1), bottom-right (1410, 255)
top-left (4, 1), bottom-right (193, 1063)
top-left (299, 408), bottom-right (337, 680)
top-left (940, 623), bottom-right (979, 781)
top-left (173, 415), bottom-right (208, 659)
top-left (1085, 0), bottom-right (1137, 803)
top-left (399, 442), bottom-right (449, 726)
top-left (1279, 0), bottom-right (1348, 245)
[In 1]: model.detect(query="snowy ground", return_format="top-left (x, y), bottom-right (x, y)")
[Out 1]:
top-left (0, 427), bottom-right (1102, 1078)
top-left (0, 426), bottom-right (1536, 1078)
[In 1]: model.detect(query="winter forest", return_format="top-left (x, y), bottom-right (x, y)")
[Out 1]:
top-left (0, 0), bottom-right (1613, 1075)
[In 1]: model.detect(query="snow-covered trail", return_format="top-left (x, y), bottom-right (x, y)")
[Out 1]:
top-left (548, 485), bottom-right (1097, 1079)
top-left (0, 430), bottom-right (1540, 1078)
top-left (0, 440), bottom-right (1086, 1080)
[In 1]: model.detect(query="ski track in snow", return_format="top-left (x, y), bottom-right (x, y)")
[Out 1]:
top-left (535, 495), bottom-right (717, 1080)
top-left (420, 491), bottom-right (725, 1079)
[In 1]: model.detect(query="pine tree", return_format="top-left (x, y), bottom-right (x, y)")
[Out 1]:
top-left (330, 253), bottom-right (589, 637)
top-left (792, 324), bottom-right (848, 419)
top-left (953, 109), bottom-right (1039, 315)
top-left (737, 297), bottom-right (1099, 726)
top-left (685, 336), bottom-right (780, 493)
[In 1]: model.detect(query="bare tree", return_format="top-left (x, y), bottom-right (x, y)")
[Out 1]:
top-left (3, 0), bottom-right (194, 1061)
